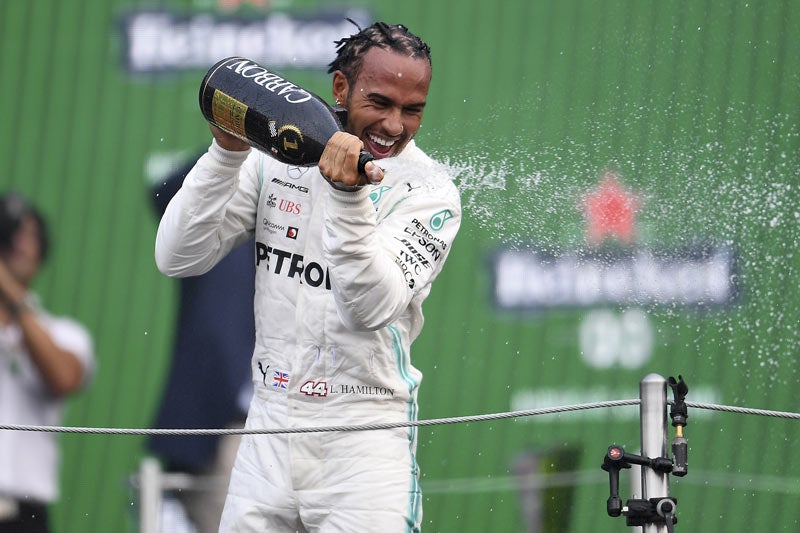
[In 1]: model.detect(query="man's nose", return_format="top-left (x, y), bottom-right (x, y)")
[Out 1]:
top-left (384, 108), bottom-right (404, 137)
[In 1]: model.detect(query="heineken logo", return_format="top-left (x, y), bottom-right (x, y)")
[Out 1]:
top-left (582, 172), bottom-right (641, 244)
top-left (491, 246), bottom-right (737, 311)
top-left (119, 9), bottom-right (372, 74)
top-left (490, 171), bottom-right (738, 311)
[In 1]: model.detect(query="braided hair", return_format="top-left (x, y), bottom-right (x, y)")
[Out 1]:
top-left (328, 21), bottom-right (432, 85)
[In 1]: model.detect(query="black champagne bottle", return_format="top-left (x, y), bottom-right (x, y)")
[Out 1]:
top-left (199, 57), bottom-right (372, 172)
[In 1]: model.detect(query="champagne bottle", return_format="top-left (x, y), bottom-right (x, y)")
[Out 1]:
top-left (199, 56), bottom-right (373, 174)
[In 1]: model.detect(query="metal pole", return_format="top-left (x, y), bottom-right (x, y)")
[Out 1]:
top-left (139, 457), bottom-right (162, 533)
top-left (640, 374), bottom-right (669, 533)
top-left (630, 464), bottom-right (643, 533)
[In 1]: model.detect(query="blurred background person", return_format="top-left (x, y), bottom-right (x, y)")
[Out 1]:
top-left (146, 155), bottom-right (256, 533)
top-left (0, 191), bottom-right (95, 533)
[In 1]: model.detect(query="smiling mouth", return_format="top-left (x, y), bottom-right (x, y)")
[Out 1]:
top-left (366, 133), bottom-right (397, 157)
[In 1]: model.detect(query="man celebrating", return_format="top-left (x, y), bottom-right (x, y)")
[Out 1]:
top-left (0, 192), bottom-right (95, 533)
top-left (156, 22), bottom-right (461, 531)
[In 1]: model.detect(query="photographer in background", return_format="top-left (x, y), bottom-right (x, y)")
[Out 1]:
top-left (0, 191), bottom-right (95, 533)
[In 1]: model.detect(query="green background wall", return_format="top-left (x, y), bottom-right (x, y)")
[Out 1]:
top-left (1, 0), bottom-right (798, 531)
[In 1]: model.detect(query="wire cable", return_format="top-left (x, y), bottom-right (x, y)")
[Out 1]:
top-left (1, 399), bottom-right (641, 435)
top-left (1, 399), bottom-right (798, 436)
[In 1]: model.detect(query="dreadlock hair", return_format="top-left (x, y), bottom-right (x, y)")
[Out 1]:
top-left (327, 21), bottom-right (432, 85)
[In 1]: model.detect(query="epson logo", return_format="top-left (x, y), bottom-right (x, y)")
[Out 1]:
top-left (410, 218), bottom-right (448, 250)
top-left (402, 225), bottom-right (444, 262)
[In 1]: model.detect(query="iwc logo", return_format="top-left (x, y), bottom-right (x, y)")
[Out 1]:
top-left (276, 124), bottom-right (304, 163)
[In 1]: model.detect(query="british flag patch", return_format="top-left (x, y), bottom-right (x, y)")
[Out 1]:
top-left (272, 371), bottom-right (290, 389)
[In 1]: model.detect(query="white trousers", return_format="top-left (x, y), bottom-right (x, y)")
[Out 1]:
top-left (219, 391), bottom-right (422, 532)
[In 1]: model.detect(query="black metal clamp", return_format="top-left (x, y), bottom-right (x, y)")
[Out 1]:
top-left (601, 445), bottom-right (678, 531)
top-left (601, 375), bottom-right (689, 531)
top-left (668, 375), bottom-right (689, 477)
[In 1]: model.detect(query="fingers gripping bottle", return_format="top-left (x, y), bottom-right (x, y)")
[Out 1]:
top-left (199, 57), bottom-right (373, 174)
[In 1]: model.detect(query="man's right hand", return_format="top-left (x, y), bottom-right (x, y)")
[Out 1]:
top-left (319, 131), bottom-right (384, 190)
top-left (210, 124), bottom-right (251, 152)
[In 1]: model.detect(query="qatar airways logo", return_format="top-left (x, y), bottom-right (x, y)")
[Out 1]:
top-left (225, 59), bottom-right (312, 104)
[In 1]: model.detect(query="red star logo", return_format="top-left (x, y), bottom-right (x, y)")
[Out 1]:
top-left (582, 171), bottom-right (641, 245)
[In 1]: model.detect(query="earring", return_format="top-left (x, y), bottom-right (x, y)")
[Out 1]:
top-left (335, 98), bottom-right (341, 105)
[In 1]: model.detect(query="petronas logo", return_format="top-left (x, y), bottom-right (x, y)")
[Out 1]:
top-left (369, 186), bottom-right (392, 205)
top-left (429, 209), bottom-right (453, 231)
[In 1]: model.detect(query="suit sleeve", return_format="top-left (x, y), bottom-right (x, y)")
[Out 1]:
top-left (323, 180), bottom-right (461, 331)
top-left (155, 140), bottom-right (260, 278)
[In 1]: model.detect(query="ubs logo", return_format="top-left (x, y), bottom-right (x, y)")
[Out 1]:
top-left (277, 198), bottom-right (301, 215)
top-left (266, 193), bottom-right (301, 214)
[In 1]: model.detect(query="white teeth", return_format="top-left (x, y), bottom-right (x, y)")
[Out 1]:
top-left (368, 133), bottom-right (395, 147)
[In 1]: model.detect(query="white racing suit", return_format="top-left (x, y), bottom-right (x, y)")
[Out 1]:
top-left (155, 139), bottom-right (461, 532)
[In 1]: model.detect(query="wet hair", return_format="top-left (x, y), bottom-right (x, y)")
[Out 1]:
top-left (327, 20), bottom-right (432, 85)
top-left (0, 191), bottom-right (50, 263)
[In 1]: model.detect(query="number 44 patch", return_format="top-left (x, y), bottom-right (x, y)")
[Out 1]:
top-left (300, 380), bottom-right (328, 397)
